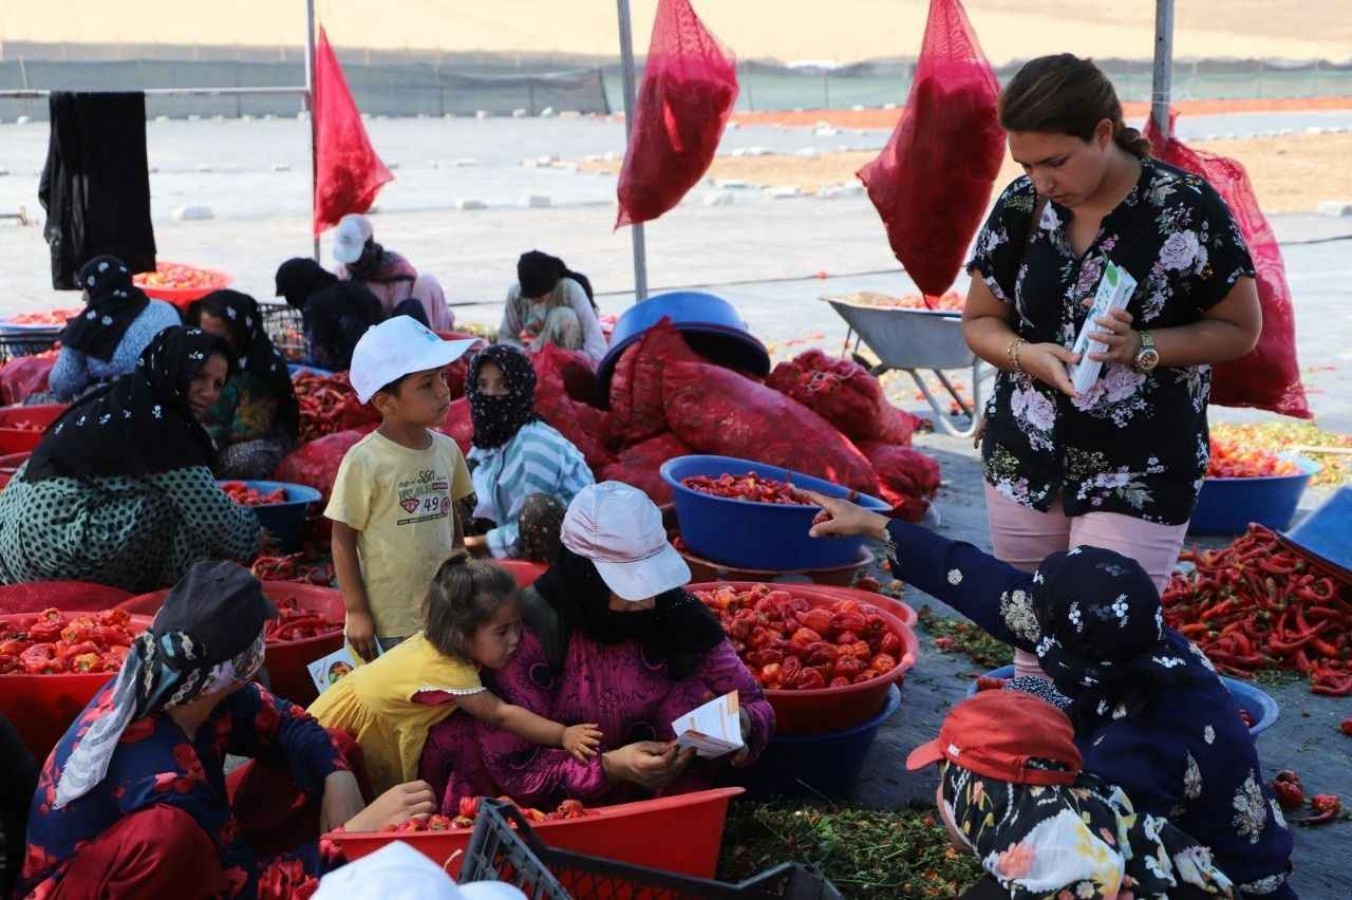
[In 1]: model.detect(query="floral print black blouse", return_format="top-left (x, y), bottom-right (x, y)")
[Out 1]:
top-left (968, 158), bottom-right (1255, 525)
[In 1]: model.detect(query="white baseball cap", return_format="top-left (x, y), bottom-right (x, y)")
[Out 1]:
top-left (561, 482), bottom-right (691, 602)
top-left (349, 315), bottom-right (476, 404)
top-left (333, 213), bottom-right (374, 265)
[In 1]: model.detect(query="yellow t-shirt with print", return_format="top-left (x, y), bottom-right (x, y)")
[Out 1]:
top-left (325, 429), bottom-right (474, 638)
top-left (308, 632), bottom-right (483, 795)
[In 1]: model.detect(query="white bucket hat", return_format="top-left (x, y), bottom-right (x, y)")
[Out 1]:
top-left (561, 482), bottom-right (691, 602)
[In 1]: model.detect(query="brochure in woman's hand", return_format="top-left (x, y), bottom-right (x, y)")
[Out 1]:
top-left (671, 692), bottom-right (744, 759)
top-left (1068, 260), bottom-right (1138, 394)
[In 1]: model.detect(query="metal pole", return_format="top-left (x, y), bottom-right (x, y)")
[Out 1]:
top-left (304, 0), bottom-right (320, 261)
top-left (1151, 0), bottom-right (1175, 140)
top-left (616, 0), bottom-right (649, 301)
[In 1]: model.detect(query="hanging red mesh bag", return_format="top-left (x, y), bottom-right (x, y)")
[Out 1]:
top-left (272, 429), bottom-right (369, 503)
top-left (1144, 113), bottom-right (1310, 418)
top-left (0, 353), bottom-right (58, 406)
top-left (857, 0), bottom-right (1004, 299)
top-left (767, 349), bottom-right (917, 446)
top-left (607, 319), bottom-right (703, 447)
top-left (663, 360), bottom-right (876, 492)
top-left (532, 346), bottom-right (613, 472)
top-left (600, 432), bottom-right (694, 506)
top-left (858, 440), bottom-right (941, 523)
top-left (615, 0), bottom-right (739, 227)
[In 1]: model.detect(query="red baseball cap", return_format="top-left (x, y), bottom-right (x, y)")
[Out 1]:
top-left (905, 691), bottom-right (1082, 786)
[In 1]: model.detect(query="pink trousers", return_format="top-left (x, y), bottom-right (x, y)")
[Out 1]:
top-left (983, 484), bottom-right (1189, 679)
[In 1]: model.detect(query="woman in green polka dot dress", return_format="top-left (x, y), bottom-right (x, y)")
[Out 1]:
top-left (0, 327), bottom-right (262, 592)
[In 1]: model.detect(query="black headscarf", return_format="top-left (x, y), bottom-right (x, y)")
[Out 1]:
top-left (60, 255), bottom-right (152, 362)
top-left (467, 344), bottom-right (538, 450)
top-left (1029, 547), bottom-right (1207, 730)
top-left (25, 326), bottom-right (234, 483)
top-left (517, 250), bottom-right (597, 311)
top-left (274, 257), bottom-right (338, 310)
top-left (303, 282), bottom-right (385, 371)
top-left (530, 547), bottom-right (726, 679)
top-left (190, 290), bottom-right (300, 443)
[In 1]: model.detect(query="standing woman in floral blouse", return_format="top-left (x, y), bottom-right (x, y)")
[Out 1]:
top-left (962, 55), bottom-right (1262, 679)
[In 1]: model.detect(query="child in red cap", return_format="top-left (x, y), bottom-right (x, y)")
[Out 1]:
top-left (908, 691), bottom-right (1234, 900)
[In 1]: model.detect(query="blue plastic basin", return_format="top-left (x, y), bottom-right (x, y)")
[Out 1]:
top-left (1280, 485), bottom-right (1352, 582)
top-left (218, 480), bottom-right (323, 552)
top-left (739, 685), bottom-right (901, 799)
top-left (596, 291), bottom-right (771, 395)
top-left (966, 666), bottom-right (1278, 736)
top-left (661, 455), bottom-right (890, 571)
top-left (1189, 454), bottom-right (1318, 536)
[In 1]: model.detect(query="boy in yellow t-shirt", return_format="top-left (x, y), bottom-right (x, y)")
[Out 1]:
top-left (326, 316), bottom-right (478, 660)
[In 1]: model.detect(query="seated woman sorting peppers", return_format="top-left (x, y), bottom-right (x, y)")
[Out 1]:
top-left (803, 490), bottom-right (1294, 899)
top-left (189, 289), bottom-right (301, 479)
top-left (419, 482), bottom-right (774, 811)
top-left (0, 327), bottom-right (261, 593)
top-left (20, 562), bottom-right (438, 899)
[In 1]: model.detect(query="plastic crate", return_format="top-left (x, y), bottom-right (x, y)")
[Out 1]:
top-left (460, 801), bottom-right (842, 900)
top-left (0, 333), bottom-right (60, 363)
top-left (260, 303), bottom-right (308, 362)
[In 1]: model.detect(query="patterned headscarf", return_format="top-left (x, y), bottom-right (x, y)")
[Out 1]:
top-left (193, 289), bottom-right (300, 442)
top-left (467, 344), bottom-right (538, 450)
top-left (61, 255), bottom-right (151, 362)
top-left (54, 562), bottom-right (274, 808)
top-left (25, 326), bottom-right (234, 483)
top-left (1023, 547), bottom-right (1207, 729)
top-left (942, 762), bottom-right (1234, 898)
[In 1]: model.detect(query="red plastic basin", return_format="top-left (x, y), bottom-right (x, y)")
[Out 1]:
top-left (133, 263), bottom-right (233, 311)
top-left (121, 582), bottom-right (344, 708)
top-left (0, 582), bottom-right (132, 616)
top-left (0, 612), bottom-right (154, 762)
top-left (0, 404), bottom-right (66, 453)
top-left (326, 787), bottom-right (744, 879)
top-left (689, 581), bottom-right (921, 736)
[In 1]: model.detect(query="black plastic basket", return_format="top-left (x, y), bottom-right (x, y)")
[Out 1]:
top-left (459, 801), bottom-right (842, 900)
top-left (260, 302), bottom-right (308, 362)
top-left (0, 332), bottom-right (60, 364)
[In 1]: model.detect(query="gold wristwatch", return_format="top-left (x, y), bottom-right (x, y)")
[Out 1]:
top-left (1134, 330), bottom-right (1160, 373)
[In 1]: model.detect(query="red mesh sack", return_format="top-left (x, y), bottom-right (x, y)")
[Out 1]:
top-left (313, 27), bottom-right (394, 235)
top-left (858, 440), bottom-right (941, 522)
top-left (533, 346), bottom-right (613, 472)
top-left (0, 353), bottom-right (58, 406)
top-left (615, 0), bottom-right (738, 227)
top-left (1145, 113), bottom-right (1310, 418)
top-left (607, 319), bottom-right (703, 447)
top-left (767, 349), bottom-right (916, 445)
top-left (663, 360), bottom-right (875, 492)
top-left (272, 429), bottom-right (369, 503)
top-left (857, 0), bottom-right (1003, 299)
top-left (599, 432), bottom-right (694, 506)
top-left (438, 398), bottom-right (474, 455)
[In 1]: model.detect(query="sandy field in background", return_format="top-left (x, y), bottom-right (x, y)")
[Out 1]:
top-left (4, 1), bottom-right (1351, 65)
top-left (583, 132), bottom-right (1352, 214)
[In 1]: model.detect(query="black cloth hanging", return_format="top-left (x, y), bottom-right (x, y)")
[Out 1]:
top-left (39, 92), bottom-right (157, 290)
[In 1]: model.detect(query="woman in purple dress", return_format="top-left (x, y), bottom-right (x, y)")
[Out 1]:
top-left (419, 482), bottom-right (774, 811)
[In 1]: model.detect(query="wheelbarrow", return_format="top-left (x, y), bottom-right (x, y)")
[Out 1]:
top-left (822, 293), bottom-right (994, 438)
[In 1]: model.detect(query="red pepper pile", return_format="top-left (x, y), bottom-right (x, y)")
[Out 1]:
top-left (0, 608), bottom-right (136, 675)
top-left (1206, 436), bottom-right (1300, 478)
top-left (251, 554), bottom-right (335, 587)
top-left (221, 481), bottom-right (287, 506)
top-left (693, 583), bottom-right (904, 691)
top-left (380, 796), bottom-right (588, 832)
top-left (1271, 771), bottom-right (1344, 827)
top-left (1163, 524), bottom-right (1351, 695)
top-left (681, 473), bottom-right (806, 506)
top-left (4, 309), bottom-right (81, 326)
top-left (264, 599), bottom-right (342, 644)
top-left (293, 372), bottom-right (378, 444)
